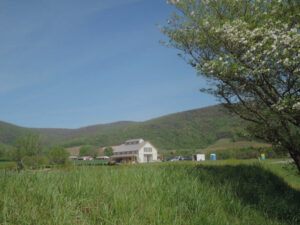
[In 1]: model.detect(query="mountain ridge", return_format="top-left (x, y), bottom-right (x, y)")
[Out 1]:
top-left (0, 104), bottom-right (245, 150)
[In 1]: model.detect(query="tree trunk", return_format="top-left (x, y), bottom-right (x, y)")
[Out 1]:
top-left (17, 159), bottom-right (24, 172)
top-left (294, 155), bottom-right (300, 175)
top-left (289, 151), bottom-right (300, 175)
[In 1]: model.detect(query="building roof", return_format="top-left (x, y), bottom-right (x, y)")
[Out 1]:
top-left (114, 140), bottom-right (147, 153)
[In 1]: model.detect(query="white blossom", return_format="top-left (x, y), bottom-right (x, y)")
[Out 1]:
top-left (293, 102), bottom-right (300, 110)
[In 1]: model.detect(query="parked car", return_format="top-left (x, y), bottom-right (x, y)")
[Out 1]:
top-left (169, 156), bottom-right (185, 162)
top-left (182, 155), bottom-right (192, 161)
top-left (169, 158), bottom-right (180, 162)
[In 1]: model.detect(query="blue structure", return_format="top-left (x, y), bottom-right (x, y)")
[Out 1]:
top-left (210, 154), bottom-right (216, 160)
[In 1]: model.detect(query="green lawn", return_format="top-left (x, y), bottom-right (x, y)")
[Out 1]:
top-left (0, 160), bottom-right (299, 225)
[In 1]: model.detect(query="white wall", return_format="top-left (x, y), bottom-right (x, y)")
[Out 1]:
top-left (196, 154), bottom-right (205, 161)
top-left (138, 142), bottom-right (158, 163)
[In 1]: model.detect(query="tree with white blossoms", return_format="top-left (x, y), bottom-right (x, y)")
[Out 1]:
top-left (161, 0), bottom-right (300, 172)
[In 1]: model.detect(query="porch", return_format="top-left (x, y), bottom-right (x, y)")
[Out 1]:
top-left (110, 155), bottom-right (137, 164)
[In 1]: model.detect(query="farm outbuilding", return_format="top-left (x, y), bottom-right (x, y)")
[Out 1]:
top-left (193, 154), bottom-right (205, 161)
top-left (78, 156), bottom-right (93, 161)
top-left (111, 139), bottom-right (158, 163)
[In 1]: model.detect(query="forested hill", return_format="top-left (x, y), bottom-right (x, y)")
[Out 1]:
top-left (0, 121), bottom-right (31, 146)
top-left (0, 120), bottom-right (135, 147)
top-left (0, 105), bottom-right (246, 150)
top-left (31, 121), bottom-right (136, 145)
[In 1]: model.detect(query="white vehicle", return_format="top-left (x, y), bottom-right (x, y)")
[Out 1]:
top-left (170, 156), bottom-right (184, 162)
top-left (170, 158), bottom-right (179, 162)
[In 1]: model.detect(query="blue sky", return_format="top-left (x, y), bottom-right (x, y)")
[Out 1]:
top-left (0, 0), bottom-right (217, 128)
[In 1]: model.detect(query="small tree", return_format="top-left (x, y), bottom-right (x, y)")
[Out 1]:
top-left (161, 0), bottom-right (300, 172)
top-left (11, 134), bottom-right (43, 170)
top-left (49, 147), bottom-right (70, 165)
top-left (104, 146), bottom-right (113, 156)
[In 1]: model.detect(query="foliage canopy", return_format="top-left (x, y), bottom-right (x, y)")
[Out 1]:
top-left (104, 146), bottom-right (113, 156)
top-left (49, 147), bottom-right (70, 165)
top-left (11, 134), bottom-right (43, 169)
top-left (161, 0), bottom-right (300, 172)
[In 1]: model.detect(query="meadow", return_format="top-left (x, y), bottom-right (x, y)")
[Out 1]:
top-left (0, 160), bottom-right (299, 225)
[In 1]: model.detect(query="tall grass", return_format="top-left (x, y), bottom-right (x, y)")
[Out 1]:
top-left (0, 162), bottom-right (299, 225)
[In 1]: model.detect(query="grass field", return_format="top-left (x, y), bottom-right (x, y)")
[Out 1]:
top-left (0, 160), bottom-right (299, 225)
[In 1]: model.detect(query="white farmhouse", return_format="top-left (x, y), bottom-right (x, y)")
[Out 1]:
top-left (111, 139), bottom-right (158, 163)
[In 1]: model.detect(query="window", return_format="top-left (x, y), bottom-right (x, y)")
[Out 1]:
top-left (126, 141), bottom-right (140, 145)
top-left (144, 147), bottom-right (152, 153)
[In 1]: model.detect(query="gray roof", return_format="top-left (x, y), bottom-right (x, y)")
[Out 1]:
top-left (114, 141), bottom-right (147, 153)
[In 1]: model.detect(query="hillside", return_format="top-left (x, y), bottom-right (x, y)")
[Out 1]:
top-left (57, 104), bottom-right (245, 150)
top-left (0, 104), bottom-right (247, 150)
top-left (200, 138), bottom-right (271, 153)
top-left (30, 121), bottom-right (136, 145)
top-left (0, 120), bottom-right (134, 146)
top-left (0, 121), bottom-right (31, 146)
